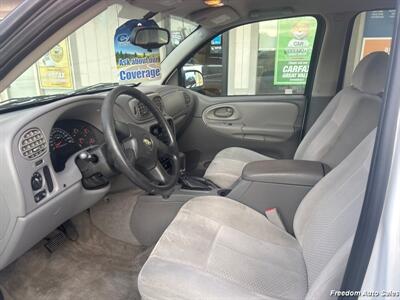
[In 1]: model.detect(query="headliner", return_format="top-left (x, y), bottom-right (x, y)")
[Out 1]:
top-left (128, 0), bottom-right (396, 23)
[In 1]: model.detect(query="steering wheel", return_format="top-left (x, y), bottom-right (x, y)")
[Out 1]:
top-left (101, 85), bottom-right (180, 195)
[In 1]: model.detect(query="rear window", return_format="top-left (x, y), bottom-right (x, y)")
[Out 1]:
top-left (344, 10), bottom-right (395, 86)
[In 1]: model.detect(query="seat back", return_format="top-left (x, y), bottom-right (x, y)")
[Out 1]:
top-left (294, 52), bottom-right (388, 168)
top-left (293, 129), bottom-right (376, 298)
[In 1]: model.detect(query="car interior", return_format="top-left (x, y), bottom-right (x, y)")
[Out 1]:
top-left (0, 0), bottom-right (397, 299)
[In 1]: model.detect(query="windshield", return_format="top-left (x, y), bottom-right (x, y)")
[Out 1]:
top-left (0, 3), bottom-right (198, 107)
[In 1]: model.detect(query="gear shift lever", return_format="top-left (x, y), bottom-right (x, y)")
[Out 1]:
top-left (179, 152), bottom-right (186, 174)
top-left (178, 152), bottom-right (219, 191)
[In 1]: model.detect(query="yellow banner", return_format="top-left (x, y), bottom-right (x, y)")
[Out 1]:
top-left (37, 39), bottom-right (74, 89)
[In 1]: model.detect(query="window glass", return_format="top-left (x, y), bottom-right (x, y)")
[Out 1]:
top-left (0, 4), bottom-right (198, 103)
top-left (344, 10), bottom-right (395, 86)
top-left (182, 16), bottom-right (318, 97)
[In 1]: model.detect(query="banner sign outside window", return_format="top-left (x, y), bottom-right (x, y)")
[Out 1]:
top-left (114, 19), bottom-right (162, 84)
top-left (37, 39), bottom-right (74, 90)
top-left (363, 10), bottom-right (395, 38)
top-left (274, 17), bottom-right (317, 85)
top-left (361, 10), bottom-right (395, 59)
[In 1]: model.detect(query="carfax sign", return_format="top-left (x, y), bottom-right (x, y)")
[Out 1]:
top-left (114, 19), bottom-right (162, 84)
top-left (274, 17), bottom-right (317, 85)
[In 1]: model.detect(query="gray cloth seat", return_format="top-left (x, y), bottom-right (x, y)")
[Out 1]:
top-left (204, 51), bottom-right (388, 189)
top-left (138, 129), bottom-right (376, 300)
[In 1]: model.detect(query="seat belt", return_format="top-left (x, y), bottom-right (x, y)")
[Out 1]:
top-left (265, 208), bottom-right (287, 232)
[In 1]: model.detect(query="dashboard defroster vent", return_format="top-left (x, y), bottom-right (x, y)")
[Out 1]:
top-left (19, 128), bottom-right (47, 160)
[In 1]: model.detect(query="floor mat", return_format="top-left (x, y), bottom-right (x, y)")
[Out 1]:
top-left (0, 212), bottom-right (151, 300)
top-left (90, 189), bottom-right (142, 246)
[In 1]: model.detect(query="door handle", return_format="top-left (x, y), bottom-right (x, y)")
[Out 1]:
top-left (203, 104), bottom-right (240, 121)
top-left (213, 107), bottom-right (234, 118)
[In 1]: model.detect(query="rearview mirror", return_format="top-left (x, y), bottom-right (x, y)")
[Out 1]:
top-left (130, 27), bottom-right (170, 49)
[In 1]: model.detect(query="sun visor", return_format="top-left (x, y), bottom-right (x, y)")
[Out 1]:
top-left (189, 6), bottom-right (240, 28)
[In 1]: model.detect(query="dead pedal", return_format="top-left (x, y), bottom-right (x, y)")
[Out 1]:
top-left (0, 287), bottom-right (4, 300)
top-left (44, 230), bottom-right (67, 253)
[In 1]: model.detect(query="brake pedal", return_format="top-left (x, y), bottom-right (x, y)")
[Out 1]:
top-left (44, 230), bottom-right (67, 253)
top-left (60, 220), bottom-right (79, 241)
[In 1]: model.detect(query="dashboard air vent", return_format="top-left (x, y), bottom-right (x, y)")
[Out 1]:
top-left (133, 96), bottom-right (163, 120)
top-left (19, 128), bottom-right (47, 160)
top-left (153, 96), bottom-right (163, 112)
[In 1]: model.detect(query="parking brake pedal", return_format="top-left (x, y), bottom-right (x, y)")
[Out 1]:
top-left (44, 230), bottom-right (67, 253)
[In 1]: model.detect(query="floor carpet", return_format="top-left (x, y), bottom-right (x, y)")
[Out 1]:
top-left (0, 212), bottom-right (150, 300)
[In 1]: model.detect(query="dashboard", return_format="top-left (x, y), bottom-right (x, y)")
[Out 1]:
top-left (0, 85), bottom-right (195, 271)
top-left (50, 120), bottom-right (104, 172)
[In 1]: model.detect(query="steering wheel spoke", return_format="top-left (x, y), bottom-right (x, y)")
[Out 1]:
top-left (153, 136), bottom-right (172, 157)
top-left (114, 120), bottom-right (133, 142)
top-left (121, 141), bottom-right (136, 164)
top-left (147, 162), bottom-right (172, 185)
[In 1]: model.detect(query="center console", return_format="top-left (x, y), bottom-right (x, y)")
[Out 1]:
top-left (229, 160), bottom-right (329, 233)
top-left (131, 152), bottom-right (228, 245)
top-left (131, 156), bottom-right (328, 245)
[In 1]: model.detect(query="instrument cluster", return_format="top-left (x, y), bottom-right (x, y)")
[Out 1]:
top-left (49, 119), bottom-right (103, 172)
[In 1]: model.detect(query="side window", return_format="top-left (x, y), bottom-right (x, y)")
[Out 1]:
top-left (344, 10), bottom-right (395, 86)
top-left (182, 16), bottom-right (318, 97)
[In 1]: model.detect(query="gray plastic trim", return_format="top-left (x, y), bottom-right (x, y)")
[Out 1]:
top-left (0, 182), bottom-right (109, 270)
top-left (201, 101), bottom-right (299, 142)
top-left (0, 96), bottom-right (112, 270)
top-left (229, 180), bottom-right (312, 234)
top-left (131, 187), bottom-right (220, 246)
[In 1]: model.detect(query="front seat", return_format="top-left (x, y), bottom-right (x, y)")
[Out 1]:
top-left (204, 51), bottom-right (388, 189)
top-left (138, 129), bottom-right (376, 300)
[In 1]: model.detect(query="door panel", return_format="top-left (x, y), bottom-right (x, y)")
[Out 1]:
top-left (203, 102), bottom-right (298, 143)
top-left (176, 16), bottom-right (320, 175)
top-left (178, 93), bottom-right (305, 175)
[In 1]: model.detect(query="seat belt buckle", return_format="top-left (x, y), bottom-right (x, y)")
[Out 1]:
top-left (265, 208), bottom-right (286, 232)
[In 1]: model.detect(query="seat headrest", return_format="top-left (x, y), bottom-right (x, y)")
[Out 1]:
top-left (351, 51), bottom-right (389, 95)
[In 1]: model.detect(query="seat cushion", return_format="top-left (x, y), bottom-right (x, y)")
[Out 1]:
top-left (138, 196), bottom-right (307, 300)
top-left (204, 147), bottom-right (272, 189)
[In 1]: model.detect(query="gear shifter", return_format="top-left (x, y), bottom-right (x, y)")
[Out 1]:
top-left (179, 175), bottom-right (219, 191)
top-left (178, 152), bottom-right (218, 191)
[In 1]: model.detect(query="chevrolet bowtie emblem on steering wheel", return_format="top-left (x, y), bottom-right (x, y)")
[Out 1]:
top-left (143, 137), bottom-right (153, 150)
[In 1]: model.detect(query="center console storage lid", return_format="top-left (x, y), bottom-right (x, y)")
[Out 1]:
top-left (242, 160), bottom-right (328, 187)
